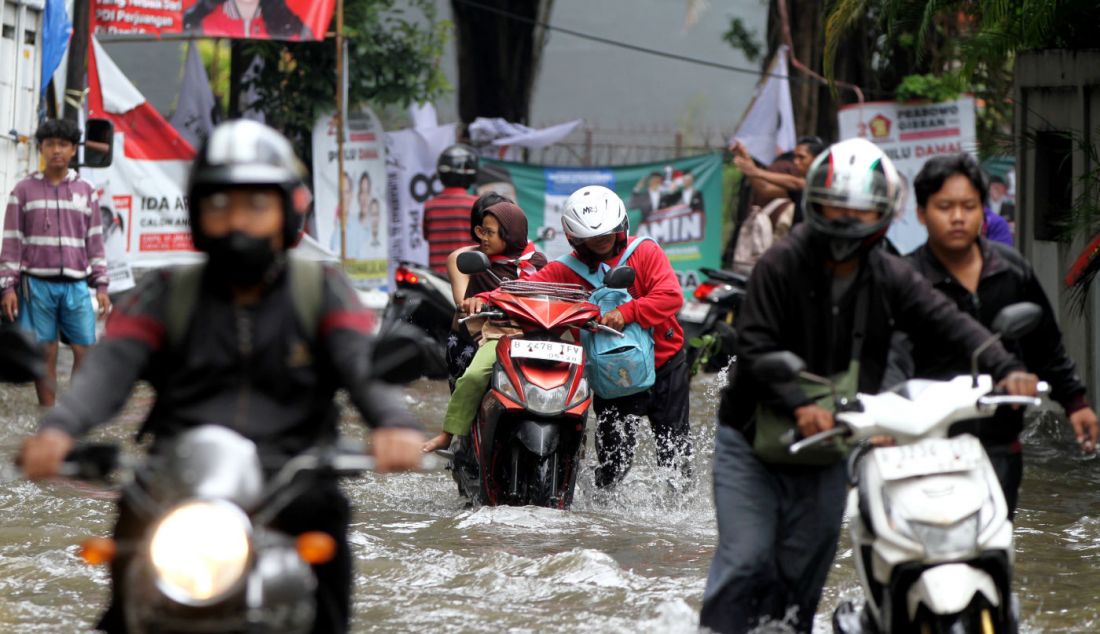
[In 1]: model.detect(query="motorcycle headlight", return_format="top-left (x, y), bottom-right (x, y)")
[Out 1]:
top-left (567, 378), bottom-right (589, 409)
top-left (524, 384), bottom-right (569, 415)
top-left (494, 368), bottom-right (520, 402)
top-left (908, 513), bottom-right (980, 559)
top-left (149, 500), bottom-right (252, 605)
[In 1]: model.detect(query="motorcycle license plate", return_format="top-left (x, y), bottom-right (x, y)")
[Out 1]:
top-left (873, 436), bottom-right (986, 481)
top-left (680, 301), bottom-right (710, 323)
top-left (510, 340), bottom-right (583, 365)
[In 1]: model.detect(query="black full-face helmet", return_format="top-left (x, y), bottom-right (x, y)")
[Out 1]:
top-left (187, 120), bottom-right (310, 251)
top-left (436, 143), bottom-right (479, 189)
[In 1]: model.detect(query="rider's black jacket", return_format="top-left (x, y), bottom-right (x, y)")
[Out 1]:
top-left (719, 224), bottom-right (1025, 435)
top-left (891, 239), bottom-right (1088, 446)
top-left (40, 262), bottom-right (420, 455)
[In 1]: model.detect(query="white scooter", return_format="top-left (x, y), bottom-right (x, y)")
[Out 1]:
top-left (755, 302), bottom-right (1044, 634)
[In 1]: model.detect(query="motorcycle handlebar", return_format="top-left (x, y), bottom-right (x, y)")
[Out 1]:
top-left (458, 310), bottom-right (505, 324)
top-left (588, 322), bottom-right (625, 337)
top-left (788, 427), bottom-right (851, 455)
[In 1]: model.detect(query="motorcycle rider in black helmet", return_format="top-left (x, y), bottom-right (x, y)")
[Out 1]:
top-left (18, 120), bottom-right (425, 634)
top-left (700, 138), bottom-right (1039, 633)
top-left (423, 143), bottom-right (479, 274)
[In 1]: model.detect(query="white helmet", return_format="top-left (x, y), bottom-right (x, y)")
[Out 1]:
top-left (560, 185), bottom-right (628, 245)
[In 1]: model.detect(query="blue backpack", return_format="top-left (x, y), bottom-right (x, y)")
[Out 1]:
top-left (559, 237), bottom-right (656, 399)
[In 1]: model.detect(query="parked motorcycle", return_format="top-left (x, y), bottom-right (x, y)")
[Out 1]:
top-left (755, 302), bottom-right (1044, 634)
top-left (680, 267), bottom-right (746, 375)
top-left (380, 261), bottom-right (455, 379)
top-left (39, 323), bottom-right (435, 634)
top-left (449, 250), bottom-right (632, 508)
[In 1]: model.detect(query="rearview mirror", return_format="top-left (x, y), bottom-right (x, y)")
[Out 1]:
top-left (991, 302), bottom-right (1042, 340)
top-left (753, 351), bottom-right (805, 384)
top-left (605, 266), bottom-right (635, 289)
top-left (81, 118), bottom-right (114, 168)
top-left (456, 250), bottom-right (490, 275)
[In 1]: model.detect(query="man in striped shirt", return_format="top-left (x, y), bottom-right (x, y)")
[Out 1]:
top-left (422, 144), bottom-right (479, 273)
top-left (1, 119), bottom-right (111, 406)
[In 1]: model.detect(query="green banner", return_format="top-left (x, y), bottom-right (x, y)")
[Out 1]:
top-left (480, 153), bottom-right (724, 296)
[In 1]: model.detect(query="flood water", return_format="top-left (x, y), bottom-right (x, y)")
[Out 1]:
top-left (2, 352), bottom-right (1100, 632)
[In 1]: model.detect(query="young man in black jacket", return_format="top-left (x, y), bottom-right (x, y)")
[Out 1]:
top-left (18, 120), bottom-right (424, 634)
top-left (700, 139), bottom-right (1039, 634)
top-left (888, 153), bottom-right (1097, 517)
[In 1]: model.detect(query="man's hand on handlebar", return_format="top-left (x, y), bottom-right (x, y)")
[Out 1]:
top-left (599, 309), bottom-right (625, 331)
top-left (370, 428), bottom-right (425, 473)
top-left (17, 428), bottom-right (75, 480)
top-left (793, 404), bottom-right (834, 438)
top-left (996, 371), bottom-right (1040, 397)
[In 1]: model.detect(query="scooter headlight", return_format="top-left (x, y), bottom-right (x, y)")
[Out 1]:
top-left (524, 384), bottom-right (569, 415)
top-left (149, 500), bottom-right (252, 605)
top-left (567, 378), bottom-right (589, 409)
top-left (494, 368), bottom-right (520, 401)
top-left (908, 513), bottom-right (980, 559)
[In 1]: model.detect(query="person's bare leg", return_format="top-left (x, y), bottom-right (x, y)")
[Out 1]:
top-left (35, 341), bottom-right (59, 407)
top-left (71, 343), bottom-right (89, 377)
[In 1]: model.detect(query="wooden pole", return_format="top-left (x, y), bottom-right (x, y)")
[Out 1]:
top-left (335, 0), bottom-right (347, 262)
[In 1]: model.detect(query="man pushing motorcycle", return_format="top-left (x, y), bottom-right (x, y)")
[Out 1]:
top-left (17, 120), bottom-right (424, 633)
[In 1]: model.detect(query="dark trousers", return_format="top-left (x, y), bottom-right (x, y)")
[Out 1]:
top-left (700, 425), bottom-right (848, 634)
top-left (985, 443), bottom-right (1024, 520)
top-left (97, 482), bottom-right (352, 634)
top-left (593, 348), bottom-right (692, 488)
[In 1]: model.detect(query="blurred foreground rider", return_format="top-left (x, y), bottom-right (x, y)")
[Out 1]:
top-left (701, 138), bottom-right (1038, 633)
top-left (423, 143), bottom-right (479, 274)
top-left (18, 120), bottom-right (424, 633)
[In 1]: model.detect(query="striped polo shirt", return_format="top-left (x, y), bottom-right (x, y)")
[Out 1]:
top-left (1, 170), bottom-right (108, 294)
top-left (422, 187), bottom-right (479, 273)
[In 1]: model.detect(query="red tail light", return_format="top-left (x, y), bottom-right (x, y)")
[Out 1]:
top-left (693, 281), bottom-right (719, 300)
top-left (395, 267), bottom-right (420, 286)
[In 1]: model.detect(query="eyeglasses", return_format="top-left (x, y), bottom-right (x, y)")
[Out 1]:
top-left (475, 226), bottom-right (498, 239)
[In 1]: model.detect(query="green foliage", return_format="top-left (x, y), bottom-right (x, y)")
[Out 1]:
top-left (240, 0), bottom-right (450, 162)
top-left (722, 17), bottom-right (763, 63)
top-left (895, 72), bottom-right (963, 103)
top-left (196, 41), bottom-right (230, 116)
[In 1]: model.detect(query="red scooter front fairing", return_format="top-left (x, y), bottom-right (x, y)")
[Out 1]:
top-left (455, 280), bottom-right (600, 509)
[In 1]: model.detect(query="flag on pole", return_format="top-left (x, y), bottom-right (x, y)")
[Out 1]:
top-left (731, 45), bottom-right (797, 165)
top-left (41, 0), bottom-right (72, 97)
top-left (169, 42), bottom-right (218, 149)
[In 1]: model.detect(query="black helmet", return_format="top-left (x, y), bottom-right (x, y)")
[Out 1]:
top-left (188, 120), bottom-right (310, 251)
top-left (437, 144), bottom-right (478, 188)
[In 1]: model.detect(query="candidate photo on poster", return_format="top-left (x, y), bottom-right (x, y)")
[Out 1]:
top-left (182, 0), bottom-right (314, 40)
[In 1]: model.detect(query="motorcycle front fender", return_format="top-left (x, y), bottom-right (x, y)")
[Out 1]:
top-left (905, 563), bottom-right (1001, 621)
top-left (515, 419), bottom-right (561, 457)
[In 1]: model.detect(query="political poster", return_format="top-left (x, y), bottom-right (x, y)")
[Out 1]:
top-left (92, 0), bottom-right (335, 41)
top-left (481, 153), bottom-right (725, 296)
top-left (838, 96), bottom-right (978, 254)
top-left (383, 123), bottom-right (456, 278)
top-left (311, 106), bottom-right (388, 290)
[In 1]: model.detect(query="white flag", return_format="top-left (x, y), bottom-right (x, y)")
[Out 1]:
top-left (731, 45), bottom-right (797, 165)
top-left (169, 42), bottom-right (217, 149)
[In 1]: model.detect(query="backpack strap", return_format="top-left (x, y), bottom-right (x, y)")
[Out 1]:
top-left (164, 258), bottom-right (326, 349)
top-left (286, 256), bottom-right (325, 340)
top-left (557, 236), bottom-right (656, 288)
top-left (166, 264), bottom-right (205, 349)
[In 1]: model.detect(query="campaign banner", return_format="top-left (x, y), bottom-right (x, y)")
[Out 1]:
top-left (383, 123), bottom-right (456, 277)
top-left (93, 0), bottom-right (335, 41)
top-left (481, 153), bottom-right (725, 296)
top-left (838, 96), bottom-right (977, 254)
top-left (311, 106), bottom-right (388, 290)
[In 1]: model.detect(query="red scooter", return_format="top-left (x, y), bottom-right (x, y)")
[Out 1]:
top-left (450, 252), bottom-right (633, 508)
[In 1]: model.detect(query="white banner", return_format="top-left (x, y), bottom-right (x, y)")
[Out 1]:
top-left (732, 45), bottom-right (796, 166)
top-left (383, 123), bottom-right (456, 275)
top-left (311, 105), bottom-right (388, 290)
top-left (838, 96), bottom-right (977, 254)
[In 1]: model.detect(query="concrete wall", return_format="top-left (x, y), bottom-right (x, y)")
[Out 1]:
top-left (1015, 50), bottom-right (1100, 400)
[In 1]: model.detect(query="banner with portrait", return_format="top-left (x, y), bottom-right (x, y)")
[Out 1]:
top-left (311, 106), bottom-right (388, 290)
top-left (93, 0), bottom-right (335, 41)
top-left (481, 153), bottom-right (725, 297)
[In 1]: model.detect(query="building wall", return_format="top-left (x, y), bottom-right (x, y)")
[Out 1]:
top-left (1015, 50), bottom-right (1100, 401)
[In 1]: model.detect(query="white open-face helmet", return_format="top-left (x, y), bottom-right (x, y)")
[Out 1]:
top-left (560, 185), bottom-right (628, 245)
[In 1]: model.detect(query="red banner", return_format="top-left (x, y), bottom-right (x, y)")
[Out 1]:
top-left (92, 0), bottom-right (335, 41)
